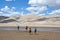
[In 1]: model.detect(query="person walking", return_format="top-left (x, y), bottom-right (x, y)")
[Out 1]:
top-left (17, 26), bottom-right (19, 30)
top-left (29, 27), bottom-right (32, 34)
top-left (25, 26), bottom-right (28, 31)
top-left (34, 27), bottom-right (37, 34)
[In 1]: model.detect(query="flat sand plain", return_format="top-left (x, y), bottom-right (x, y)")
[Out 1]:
top-left (0, 30), bottom-right (60, 40)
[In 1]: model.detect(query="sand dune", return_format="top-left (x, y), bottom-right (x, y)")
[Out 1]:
top-left (0, 14), bottom-right (60, 27)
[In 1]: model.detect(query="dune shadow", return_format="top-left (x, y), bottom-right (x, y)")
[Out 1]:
top-left (0, 19), bottom-right (16, 23)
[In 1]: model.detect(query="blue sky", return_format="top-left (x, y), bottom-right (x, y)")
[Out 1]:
top-left (0, 0), bottom-right (29, 11)
top-left (0, 0), bottom-right (60, 16)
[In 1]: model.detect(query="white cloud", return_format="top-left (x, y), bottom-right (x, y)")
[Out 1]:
top-left (1, 6), bottom-right (15, 13)
top-left (29, 0), bottom-right (60, 8)
top-left (2, 14), bottom-right (11, 16)
top-left (0, 6), bottom-right (24, 16)
top-left (0, 11), bottom-right (3, 14)
top-left (1, 6), bottom-right (10, 12)
top-left (0, 11), bottom-right (3, 16)
top-left (2, 12), bottom-right (23, 17)
top-left (5, 0), bottom-right (15, 2)
top-left (29, 0), bottom-right (47, 6)
top-left (26, 0), bottom-right (60, 16)
top-left (11, 7), bottom-right (15, 10)
top-left (26, 5), bottom-right (47, 15)
top-left (5, 0), bottom-right (13, 1)
top-left (26, 6), bottom-right (48, 12)
top-left (1, 6), bottom-right (9, 11)
top-left (26, 0), bottom-right (49, 15)
top-left (49, 9), bottom-right (60, 15)
top-left (8, 12), bottom-right (20, 16)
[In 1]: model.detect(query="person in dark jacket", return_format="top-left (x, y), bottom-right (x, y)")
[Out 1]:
top-left (29, 27), bottom-right (32, 34)
top-left (34, 27), bottom-right (37, 34)
top-left (17, 26), bottom-right (19, 30)
top-left (25, 26), bottom-right (28, 31)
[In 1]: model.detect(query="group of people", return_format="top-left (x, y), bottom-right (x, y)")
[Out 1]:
top-left (25, 26), bottom-right (37, 34)
top-left (17, 26), bottom-right (37, 34)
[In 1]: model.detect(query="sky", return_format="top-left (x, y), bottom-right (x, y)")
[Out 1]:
top-left (0, 0), bottom-right (60, 16)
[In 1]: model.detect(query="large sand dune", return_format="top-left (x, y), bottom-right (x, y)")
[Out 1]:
top-left (0, 14), bottom-right (60, 27)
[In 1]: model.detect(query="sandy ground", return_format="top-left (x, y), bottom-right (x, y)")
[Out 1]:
top-left (0, 30), bottom-right (60, 40)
